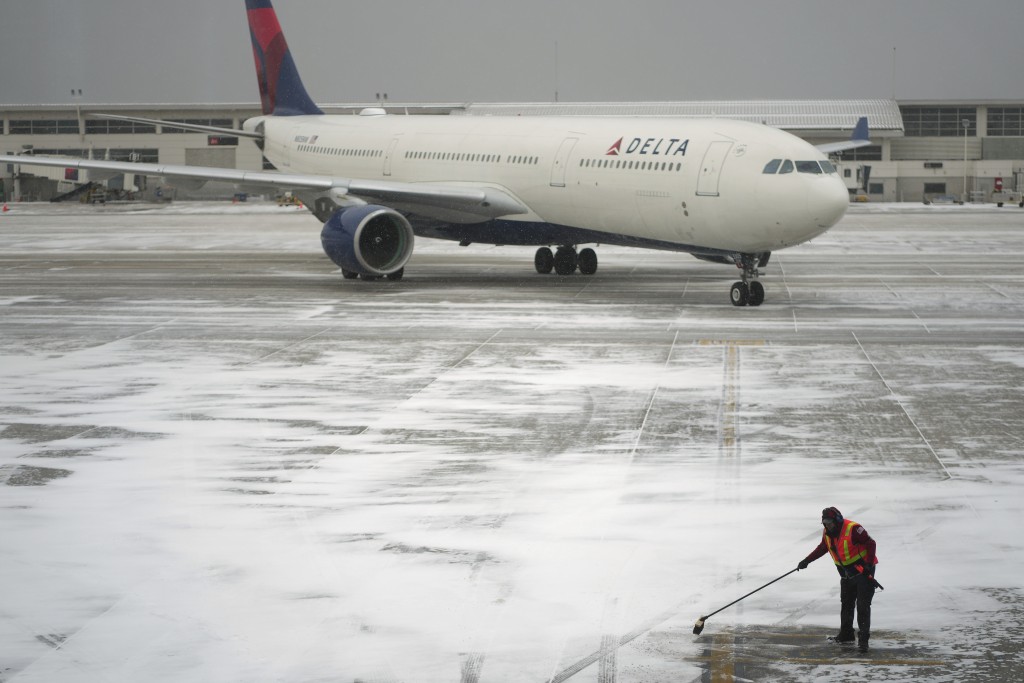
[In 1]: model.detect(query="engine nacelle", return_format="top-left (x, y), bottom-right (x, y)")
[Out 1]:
top-left (320, 205), bottom-right (415, 276)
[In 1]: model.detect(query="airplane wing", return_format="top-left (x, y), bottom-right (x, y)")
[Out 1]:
top-left (0, 154), bottom-right (529, 219)
top-left (815, 117), bottom-right (871, 154)
top-left (87, 113), bottom-right (263, 139)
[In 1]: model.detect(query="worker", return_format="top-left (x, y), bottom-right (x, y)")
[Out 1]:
top-left (797, 507), bottom-right (878, 653)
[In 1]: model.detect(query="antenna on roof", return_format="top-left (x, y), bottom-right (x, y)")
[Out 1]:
top-left (891, 46), bottom-right (897, 100)
top-left (554, 41), bottom-right (559, 103)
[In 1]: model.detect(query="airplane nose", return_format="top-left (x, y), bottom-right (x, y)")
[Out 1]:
top-left (809, 176), bottom-right (850, 229)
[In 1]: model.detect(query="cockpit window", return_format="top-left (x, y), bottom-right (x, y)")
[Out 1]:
top-left (796, 160), bottom-right (823, 174)
top-left (765, 159), bottom-right (836, 176)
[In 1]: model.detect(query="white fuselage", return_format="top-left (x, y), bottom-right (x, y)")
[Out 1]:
top-left (252, 113), bottom-right (850, 255)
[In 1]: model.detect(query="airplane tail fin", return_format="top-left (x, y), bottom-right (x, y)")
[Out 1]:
top-left (815, 117), bottom-right (871, 154)
top-left (851, 116), bottom-right (869, 143)
top-left (245, 0), bottom-right (323, 116)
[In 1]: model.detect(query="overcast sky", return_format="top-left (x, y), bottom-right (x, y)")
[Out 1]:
top-left (1, 0), bottom-right (1022, 106)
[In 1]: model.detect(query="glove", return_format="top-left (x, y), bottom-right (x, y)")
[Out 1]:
top-left (863, 563), bottom-right (874, 576)
top-left (797, 559), bottom-right (809, 570)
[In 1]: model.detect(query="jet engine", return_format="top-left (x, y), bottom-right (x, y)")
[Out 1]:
top-left (320, 205), bottom-right (415, 277)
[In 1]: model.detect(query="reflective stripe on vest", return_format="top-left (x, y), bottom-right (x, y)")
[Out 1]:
top-left (825, 519), bottom-right (868, 566)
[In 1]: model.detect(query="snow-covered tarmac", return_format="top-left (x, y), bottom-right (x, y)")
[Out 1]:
top-left (1, 202), bottom-right (1022, 682)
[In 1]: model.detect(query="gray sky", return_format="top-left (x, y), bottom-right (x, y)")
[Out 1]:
top-left (1, 0), bottom-right (1022, 106)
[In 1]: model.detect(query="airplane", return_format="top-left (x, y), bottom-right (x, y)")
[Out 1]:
top-left (0, 0), bottom-right (870, 307)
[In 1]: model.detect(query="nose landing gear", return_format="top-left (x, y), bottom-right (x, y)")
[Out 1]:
top-left (730, 280), bottom-right (764, 306)
top-left (730, 252), bottom-right (769, 307)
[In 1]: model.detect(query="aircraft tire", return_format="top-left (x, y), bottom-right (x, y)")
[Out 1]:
top-left (535, 247), bottom-right (554, 274)
top-left (730, 282), bottom-right (749, 306)
top-left (554, 247), bottom-right (578, 275)
top-left (341, 269), bottom-right (359, 279)
top-left (748, 281), bottom-right (765, 306)
top-left (578, 248), bottom-right (598, 275)
top-left (386, 267), bottom-right (405, 281)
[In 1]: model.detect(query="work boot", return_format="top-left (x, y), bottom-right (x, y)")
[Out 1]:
top-left (832, 628), bottom-right (856, 643)
top-left (858, 633), bottom-right (869, 653)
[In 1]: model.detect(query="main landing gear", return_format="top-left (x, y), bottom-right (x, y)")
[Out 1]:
top-left (534, 246), bottom-right (598, 275)
top-left (730, 252), bottom-right (770, 307)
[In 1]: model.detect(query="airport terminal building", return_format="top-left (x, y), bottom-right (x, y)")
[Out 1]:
top-left (2, 99), bottom-right (1023, 204)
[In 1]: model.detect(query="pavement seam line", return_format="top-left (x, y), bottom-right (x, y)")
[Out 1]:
top-left (851, 331), bottom-right (953, 480)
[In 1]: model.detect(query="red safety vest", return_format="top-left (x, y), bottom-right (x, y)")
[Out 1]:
top-left (825, 519), bottom-right (869, 567)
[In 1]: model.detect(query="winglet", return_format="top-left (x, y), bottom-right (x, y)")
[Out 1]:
top-left (245, 0), bottom-right (323, 116)
top-left (815, 117), bottom-right (871, 155)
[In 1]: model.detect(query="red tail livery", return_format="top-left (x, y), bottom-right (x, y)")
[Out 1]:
top-left (245, 0), bottom-right (322, 116)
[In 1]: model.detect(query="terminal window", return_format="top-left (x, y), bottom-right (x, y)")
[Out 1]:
top-left (9, 120), bottom-right (79, 135)
top-left (987, 107), bottom-right (1024, 136)
top-left (108, 148), bottom-right (158, 163)
top-left (162, 119), bottom-right (235, 134)
top-left (901, 106), bottom-right (977, 137)
top-left (32, 148), bottom-right (88, 157)
top-left (85, 119), bottom-right (157, 135)
top-left (835, 145), bottom-right (882, 161)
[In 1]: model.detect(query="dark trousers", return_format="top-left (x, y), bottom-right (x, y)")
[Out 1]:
top-left (839, 572), bottom-right (875, 637)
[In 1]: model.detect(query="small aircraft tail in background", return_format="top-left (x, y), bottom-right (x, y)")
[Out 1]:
top-left (815, 117), bottom-right (871, 154)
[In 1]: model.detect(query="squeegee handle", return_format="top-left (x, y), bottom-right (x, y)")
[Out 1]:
top-left (703, 568), bottom-right (800, 620)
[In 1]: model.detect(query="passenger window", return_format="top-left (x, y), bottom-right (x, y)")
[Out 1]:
top-left (779, 159), bottom-right (794, 174)
top-left (763, 159), bottom-right (782, 174)
top-left (796, 161), bottom-right (822, 174)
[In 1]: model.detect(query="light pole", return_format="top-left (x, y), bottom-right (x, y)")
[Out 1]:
top-left (962, 117), bottom-right (970, 204)
top-left (13, 145), bottom-right (35, 202)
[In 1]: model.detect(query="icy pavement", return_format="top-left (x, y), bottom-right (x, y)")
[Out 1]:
top-left (1, 202), bottom-right (1023, 682)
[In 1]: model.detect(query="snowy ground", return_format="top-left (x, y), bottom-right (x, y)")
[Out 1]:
top-left (1, 202), bottom-right (1023, 682)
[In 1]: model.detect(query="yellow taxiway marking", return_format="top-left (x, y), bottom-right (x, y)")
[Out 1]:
top-left (710, 633), bottom-right (735, 683)
top-left (712, 341), bottom-right (764, 457)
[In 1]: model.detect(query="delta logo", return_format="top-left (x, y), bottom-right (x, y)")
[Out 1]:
top-left (606, 137), bottom-right (689, 157)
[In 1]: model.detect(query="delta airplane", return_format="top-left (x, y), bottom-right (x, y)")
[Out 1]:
top-left (1, 0), bottom-right (870, 307)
